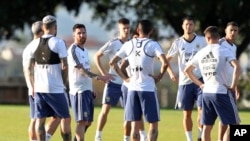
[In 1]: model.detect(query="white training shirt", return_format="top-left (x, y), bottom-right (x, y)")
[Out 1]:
top-left (167, 35), bottom-right (207, 85)
top-left (219, 37), bottom-right (237, 86)
top-left (28, 34), bottom-right (67, 93)
top-left (22, 41), bottom-right (35, 95)
top-left (67, 44), bottom-right (93, 94)
top-left (189, 44), bottom-right (236, 94)
top-left (116, 38), bottom-right (164, 91)
top-left (98, 37), bottom-right (124, 84)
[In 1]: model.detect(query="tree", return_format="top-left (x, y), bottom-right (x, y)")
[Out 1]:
top-left (1, 0), bottom-right (250, 58)
top-left (0, 0), bottom-right (82, 39)
top-left (86, 0), bottom-right (250, 58)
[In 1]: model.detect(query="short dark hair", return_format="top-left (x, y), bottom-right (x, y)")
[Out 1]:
top-left (182, 16), bottom-right (195, 23)
top-left (118, 18), bottom-right (130, 25)
top-left (72, 24), bottom-right (86, 32)
top-left (132, 31), bottom-right (139, 36)
top-left (137, 19), bottom-right (153, 35)
top-left (204, 26), bottom-right (220, 39)
top-left (227, 21), bottom-right (238, 27)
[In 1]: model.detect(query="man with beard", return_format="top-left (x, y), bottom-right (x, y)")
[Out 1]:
top-left (166, 16), bottom-right (207, 141)
top-left (67, 23), bottom-right (110, 141)
top-left (27, 15), bottom-right (72, 141)
top-left (218, 21), bottom-right (240, 141)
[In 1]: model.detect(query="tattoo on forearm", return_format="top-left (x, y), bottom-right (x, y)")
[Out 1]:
top-left (86, 70), bottom-right (98, 78)
top-left (80, 68), bottom-right (98, 78)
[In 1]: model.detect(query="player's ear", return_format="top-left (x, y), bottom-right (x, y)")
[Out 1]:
top-left (136, 28), bottom-right (140, 35)
top-left (149, 29), bottom-right (154, 36)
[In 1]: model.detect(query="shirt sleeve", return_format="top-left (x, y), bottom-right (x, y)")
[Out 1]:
top-left (153, 41), bottom-right (164, 57)
top-left (69, 46), bottom-right (82, 66)
top-left (22, 46), bottom-right (30, 68)
top-left (224, 49), bottom-right (236, 62)
top-left (167, 39), bottom-right (179, 57)
top-left (188, 51), bottom-right (200, 68)
top-left (116, 42), bottom-right (130, 59)
top-left (99, 40), bottom-right (112, 55)
top-left (57, 39), bottom-right (68, 58)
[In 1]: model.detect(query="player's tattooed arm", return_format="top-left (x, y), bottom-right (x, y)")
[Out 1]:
top-left (27, 58), bottom-right (35, 97)
top-left (75, 64), bottom-right (111, 83)
top-left (61, 57), bottom-right (68, 86)
top-left (75, 64), bottom-right (99, 80)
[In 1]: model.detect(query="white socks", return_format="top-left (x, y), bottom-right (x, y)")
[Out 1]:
top-left (198, 128), bottom-right (203, 139)
top-left (95, 131), bottom-right (102, 138)
top-left (123, 130), bottom-right (147, 141)
top-left (139, 130), bottom-right (147, 141)
top-left (45, 133), bottom-right (52, 141)
top-left (185, 131), bottom-right (193, 141)
top-left (124, 136), bottom-right (130, 141)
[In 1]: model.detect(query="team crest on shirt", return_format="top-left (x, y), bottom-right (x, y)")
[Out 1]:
top-left (105, 96), bottom-right (110, 102)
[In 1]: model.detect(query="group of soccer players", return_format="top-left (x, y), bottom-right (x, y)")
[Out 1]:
top-left (23, 14), bottom-right (240, 141)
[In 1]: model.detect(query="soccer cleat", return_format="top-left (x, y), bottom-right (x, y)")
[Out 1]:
top-left (197, 138), bottom-right (202, 141)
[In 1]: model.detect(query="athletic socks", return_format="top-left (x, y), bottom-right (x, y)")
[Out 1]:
top-left (139, 130), bottom-right (147, 141)
top-left (45, 133), bottom-right (52, 141)
top-left (198, 127), bottom-right (203, 139)
top-left (95, 131), bottom-right (102, 141)
top-left (185, 131), bottom-right (193, 141)
top-left (124, 136), bottom-right (130, 141)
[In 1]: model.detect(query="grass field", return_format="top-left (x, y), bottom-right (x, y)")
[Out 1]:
top-left (0, 105), bottom-right (249, 141)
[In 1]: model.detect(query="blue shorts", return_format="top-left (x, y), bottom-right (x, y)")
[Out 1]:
top-left (102, 82), bottom-right (122, 106)
top-left (201, 91), bottom-right (240, 125)
top-left (70, 90), bottom-right (94, 122)
top-left (29, 95), bottom-right (35, 119)
top-left (121, 84), bottom-right (128, 108)
top-left (125, 90), bottom-right (160, 122)
top-left (175, 78), bottom-right (203, 110)
top-left (34, 92), bottom-right (70, 118)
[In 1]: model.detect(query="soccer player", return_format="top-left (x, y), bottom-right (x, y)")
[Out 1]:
top-left (166, 16), bottom-right (207, 141)
top-left (120, 60), bottom-right (148, 141)
top-left (120, 32), bottom-right (147, 141)
top-left (22, 21), bottom-right (61, 141)
top-left (184, 25), bottom-right (241, 141)
top-left (67, 23), bottom-right (110, 141)
top-left (218, 21), bottom-right (239, 141)
top-left (110, 19), bottom-right (168, 141)
top-left (26, 15), bottom-right (72, 141)
top-left (94, 18), bottom-right (130, 141)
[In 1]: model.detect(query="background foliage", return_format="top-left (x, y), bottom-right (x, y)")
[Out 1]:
top-left (1, 0), bottom-right (250, 107)
top-left (1, 0), bottom-right (250, 58)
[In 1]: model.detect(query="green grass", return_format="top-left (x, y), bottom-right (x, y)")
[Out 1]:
top-left (0, 105), bottom-right (250, 141)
